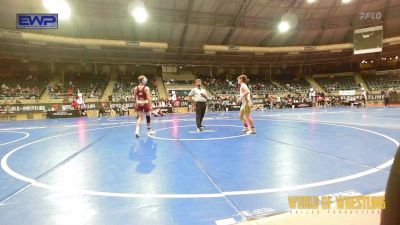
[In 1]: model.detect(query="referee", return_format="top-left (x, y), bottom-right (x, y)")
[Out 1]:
top-left (188, 79), bottom-right (208, 132)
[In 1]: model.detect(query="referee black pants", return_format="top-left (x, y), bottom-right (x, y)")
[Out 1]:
top-left (384, 97), bottom-right (389, 106)
top-left (196, 102), bottom-right (206, 129)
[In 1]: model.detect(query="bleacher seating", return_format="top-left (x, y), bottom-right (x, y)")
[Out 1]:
top-left (364, 71), bottom-right (400, 91)
top-left (164, 80), bottom-right (193, 85)
top-left (203, 78), bottom-right (237, 95)
top-left (0, 73), bottom-right (48, 100)
top-left (248, 75), bottom-right (287, 95)
top-left (200, 75), bottom-right (285, 96)
top-left (314, 76), bottom-right (359, 93)
top-left (278, 79), bottom-right (311, 94)
top-left (49, 72), bottom-right (109, 99)
top-left (251, 81), bottom-right (286, 95)
top-left (112, 72), bottom-right (158, 102)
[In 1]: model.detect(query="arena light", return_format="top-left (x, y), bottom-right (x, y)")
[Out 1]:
top-left (342, 0), bottom-right (352, 4)
top-left (130, 3), bottom-right (148, 24)
top-left (307, 0), bottom-right (317, 3)
top-left (43, 0), bottom-right (71, 20)
top-left (278, 21), bottom-right (290, 33)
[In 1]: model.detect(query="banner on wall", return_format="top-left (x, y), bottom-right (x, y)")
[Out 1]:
top-left (338, 94), bottom-right (384, 101)
top-left (339, 90), bottom-right (356, 96)
top-left (252, 98), bottom-right (265, 104)
top-left (1, 101), bottom-right (175, 113)
top-left (47, 110), bottom-right (80, 119)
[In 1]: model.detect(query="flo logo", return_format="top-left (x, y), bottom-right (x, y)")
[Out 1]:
top-left (359, 12), bottom-right (382, 20)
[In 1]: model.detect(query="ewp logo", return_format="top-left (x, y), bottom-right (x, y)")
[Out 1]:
top-left (17, 14), bottom-right (58, 29)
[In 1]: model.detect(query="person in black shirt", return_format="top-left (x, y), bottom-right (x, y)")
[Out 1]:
top-left (188, 79), bottom-right (208, 132)
top-left (383, 90), bottom-right (390, 107)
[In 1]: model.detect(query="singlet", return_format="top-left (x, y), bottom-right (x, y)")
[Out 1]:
top-left (135, 85), bottom-right (149, 104)
top-left (240, 83), bottom-right (252, 105)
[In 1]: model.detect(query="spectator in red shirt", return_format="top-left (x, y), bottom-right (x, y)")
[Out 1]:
top-left (71, 97), bottom-right (78, 110)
